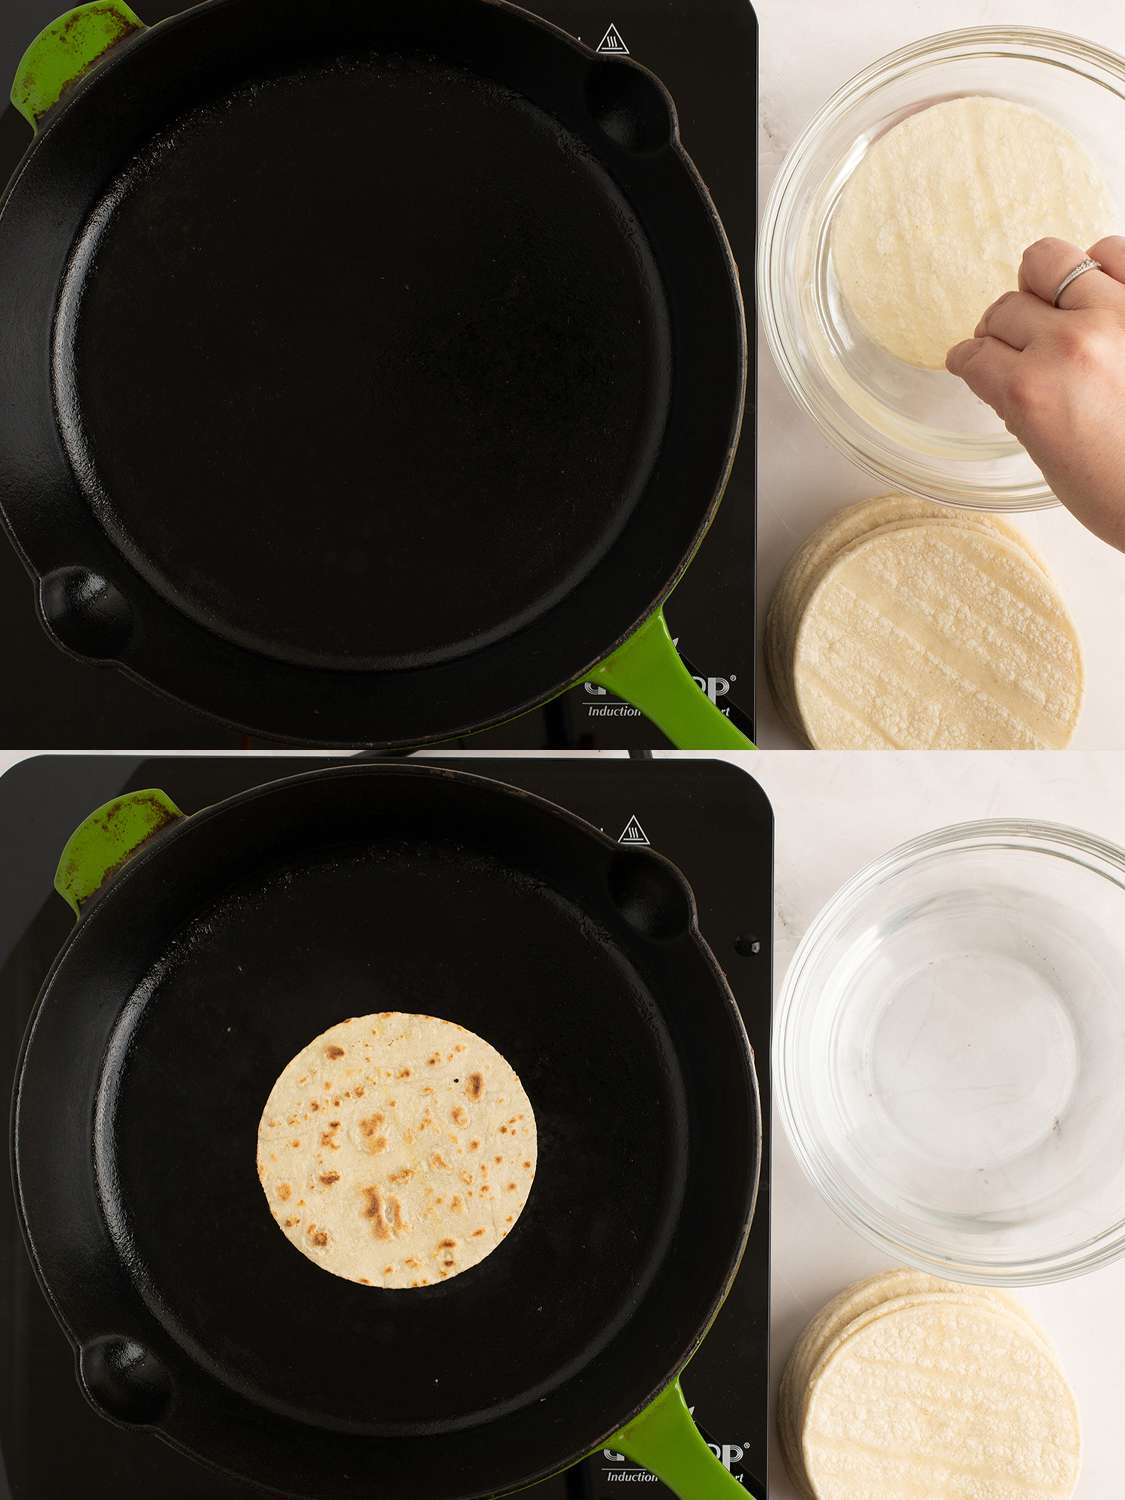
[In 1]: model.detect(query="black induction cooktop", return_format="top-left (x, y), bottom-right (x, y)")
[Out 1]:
top-left (0, 0), bottom-right (757, 750)
top-left (0, 753), bottom-right (772, 1499)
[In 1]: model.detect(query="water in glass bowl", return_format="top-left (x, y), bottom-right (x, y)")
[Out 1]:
top-left (779, 824), bottom-right (1125, 1283)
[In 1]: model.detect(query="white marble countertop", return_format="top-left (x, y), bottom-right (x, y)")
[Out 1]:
top-left (755, 0), bottom-right (1125, 750)
top-left (694, 748), bottom-right (1125, 1500)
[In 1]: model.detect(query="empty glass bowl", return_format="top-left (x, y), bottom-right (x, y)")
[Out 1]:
top-left (758, 27), bottom-right (1125, 511)
top-left (775, 820), bottom-right (1125, 1284)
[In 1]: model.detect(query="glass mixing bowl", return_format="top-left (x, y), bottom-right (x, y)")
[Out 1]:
top-left (758, 28), bottom-right (1125, 511)
top-left (775, 820), bottom-right (1125, 1285)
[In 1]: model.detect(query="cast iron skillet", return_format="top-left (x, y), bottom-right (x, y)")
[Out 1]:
top-left (0, 0), bottom-right (750, 749)
top-left (13, 763), bottom-right (761, 1498)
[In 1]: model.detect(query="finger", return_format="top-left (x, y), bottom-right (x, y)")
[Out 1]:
top-left (1088, 235), bottom-right (1125, 286)
top-left (1019, 236), bottom-right (1125, 310)
top-left (974, 290), bottom-right (1060, 350)
top-left (946, 335), bottom-right (1023, 412)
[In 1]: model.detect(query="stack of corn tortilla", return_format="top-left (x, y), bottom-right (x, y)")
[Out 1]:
top-left (779, 1269), bottom-right (1081, 1500)
top-left (765, 495), bottom-right (1083, 749)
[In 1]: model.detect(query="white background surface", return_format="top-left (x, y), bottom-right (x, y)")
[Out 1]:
top-left (694, 748), bottom-right (1125, 1499)
top-left (755, 0), bottom-right (1125, 749)
top-left (3, 747), bottom-right (1123, 1497)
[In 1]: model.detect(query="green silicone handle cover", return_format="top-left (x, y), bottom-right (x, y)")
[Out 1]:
top-left (610, 1380), bottom-right (755, 1498)
top-left (12, 0), bottom-right (145, 131)
top-left (590, 611), bottom-right (756, 751)
top-left (55, 788), bottom-right (183, 917)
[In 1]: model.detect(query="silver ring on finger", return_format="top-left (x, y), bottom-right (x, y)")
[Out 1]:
top-left (1051, 257), bottom-right (1102, 307)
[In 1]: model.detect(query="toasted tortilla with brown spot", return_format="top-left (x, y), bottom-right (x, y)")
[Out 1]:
top-left (257, 1013), bottom-right (536, 1289)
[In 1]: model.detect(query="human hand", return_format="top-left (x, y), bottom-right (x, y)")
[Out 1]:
top-left (947, 236), bottom-right (1125, 551)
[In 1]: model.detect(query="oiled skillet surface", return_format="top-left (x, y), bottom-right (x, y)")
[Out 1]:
top-left (60, 53), bottom-right (670, 671)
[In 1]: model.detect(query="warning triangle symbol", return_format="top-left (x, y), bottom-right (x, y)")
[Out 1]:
top-left (618, 814), bottom-right (650, 846)
top-left (597, 23), bottom-right (630, 54)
